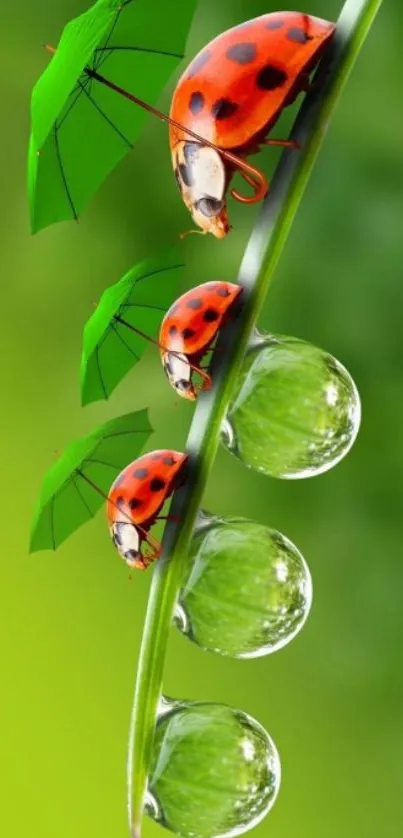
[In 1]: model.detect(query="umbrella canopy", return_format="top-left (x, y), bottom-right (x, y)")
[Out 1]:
top-left (28, 0), bottom-right (197, 234)
top-left (80, 247), bottom-right (185, 406)
top-left (29, 409), bottom-right (153, 552)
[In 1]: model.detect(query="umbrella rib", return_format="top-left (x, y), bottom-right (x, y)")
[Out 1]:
top-left (110, 321), bottom-right (141, 360)
top-left (84, 457), bottom-right (125, 470)
top-left (93, 3), bottom-right (123, 73)
top-left (95, 346), bottom-right (108, 399)
top-left (135, 262), bottom-right (185, 283)
top-left (94, 46), bottom-right (184, 59)
top-left (77, 78), bottom-right (133, 149)
top-left (121, 302), bottom-right (167, 313)
top-left (57, 74), bottom-right (93, 130)
top-left (72, 475), bottom-right (96, 518)
top-left (54, 124), bottom-right (78, 221)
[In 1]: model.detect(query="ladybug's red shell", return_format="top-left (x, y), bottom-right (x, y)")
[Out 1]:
top-left (170, 12), bottom-right (335, 152)
top-left (160, 281), bottom-right (241, 357)
top-left (107, 450), bottom-right (187, 527)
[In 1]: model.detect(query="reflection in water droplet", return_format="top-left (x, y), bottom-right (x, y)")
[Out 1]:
top-left (221, 334), bottom-right (361, 479)
top-left (147, 700), bottom-right (281, 838)
top-left (175, 514), bottom-right (312, 659)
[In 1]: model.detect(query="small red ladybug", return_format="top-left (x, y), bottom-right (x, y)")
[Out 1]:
top-left (107, 450), bottom-right (187, 569)
top-left (169, 12), bottom-right (335, 237)
top-left (159, 281), bottom-right (242, 399)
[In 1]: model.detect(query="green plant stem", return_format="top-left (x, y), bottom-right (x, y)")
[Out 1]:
top-left (127, 1), bottom-right (383, 835)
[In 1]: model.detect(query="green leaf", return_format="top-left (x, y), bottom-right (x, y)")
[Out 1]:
top-left (80, 247), bottom-right (185, 406)
top-left (28, 0), bottom-right (197, 232)
top-left (29, 409), bottom-right (153, 552)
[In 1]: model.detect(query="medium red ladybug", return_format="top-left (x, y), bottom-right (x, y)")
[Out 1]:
top-left (169, 11), bottom-right (335, 237)
top-left (159, 281), bottom-right (242, 399)
top-left (107, 450), bottom-right (187, 569)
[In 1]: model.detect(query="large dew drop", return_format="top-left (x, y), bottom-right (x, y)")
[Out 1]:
top-left (175, 513), bottom-right (312, 658)
top-left (146, 698), bottom-right (281, 838)
top-left (221, 333), bottom-right (361, 479)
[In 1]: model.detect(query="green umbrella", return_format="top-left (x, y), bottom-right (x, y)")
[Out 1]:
top-left (80, 247), bottom-right (185, 406)
top-left (29, 409), bottom-right (153, 553)
top-left (28, 0), bottom-right (197, 234)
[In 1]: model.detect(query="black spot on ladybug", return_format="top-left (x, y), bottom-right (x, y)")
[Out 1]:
top-left (203, 308), bottom-right (219, 323)
top-left (226, 43), bottom-right (257, 64)
top-left (266, 18), bottom-right (284, 29)
top-left (183, 142), bottom-right (200, 165)
top-left (169, 325), bottom-right (178, 337)
top-left (186, 50), bottom-right (211, 79)
top-left (162, 455), bottom-right (176, 465)
top-left (211, 98), bottom-right (239, 120)
top-left (178, 162), bottom-right (193, 187)
top-left (183, 327), bottom-right (195, 340)
top-left (186, 298), bottom-right (203, 310)
top-left (129, 497), bottom-right (142, 510)
top-left (216, 286), bottom-right (230, 297)
top-left (189, 91), bottom-right (205, 115)
top-left (150, 477), bottom-right (166, 492)
top-left (116, 495), bottom-right (125, 507)
top-left (133, 468), bottom-right (148, 479)
top-left (256, 65), bottom-right (288, 91)
top-left (287, 26), bottom-right (313, 43)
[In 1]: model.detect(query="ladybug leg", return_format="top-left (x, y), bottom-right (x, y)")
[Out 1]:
top-left (264, 138), bottom-right (300, 150)
top-left (189, 363), bottom-right (212, 391)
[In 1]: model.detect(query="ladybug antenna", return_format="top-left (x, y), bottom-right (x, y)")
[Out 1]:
top-left (179, 229), bottom-right (207, 240)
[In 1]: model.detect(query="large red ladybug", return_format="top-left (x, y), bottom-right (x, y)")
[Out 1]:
top-left (159, 281), bottom-right (242, 399)
top-left (107, 450), bottom-right (187, 569)
top-left (169, 12), bottom-right (335, 237)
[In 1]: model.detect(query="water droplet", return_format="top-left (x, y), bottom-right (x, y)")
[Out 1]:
top-left (147, 700), bottom-right (281, 838)
top-left (175, 514), bottom-right (312, 658)
top-left (221, 334), bottom-right (361, 479)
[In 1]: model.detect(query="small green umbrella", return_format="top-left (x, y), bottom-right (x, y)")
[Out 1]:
top-left (29, 409), bottom-right (153, 553)
top-left (80, 247), bottom-right (185, 406)
top-left (28, 0), bottom-right (197, 234)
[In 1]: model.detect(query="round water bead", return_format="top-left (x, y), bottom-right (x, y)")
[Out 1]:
top-left (222, 333), bottom-right (361, 479)
top-left (175, 514), bottom-right (312, 658)
top-left (147, 698), bottom-right (281, 838)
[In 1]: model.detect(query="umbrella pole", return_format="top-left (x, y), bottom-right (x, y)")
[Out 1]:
top-left (86, 67), bottom-right (269, 204)
top-left (76, 468), bottom-right (160, 551)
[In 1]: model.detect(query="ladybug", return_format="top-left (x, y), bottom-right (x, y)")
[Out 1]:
top-left (169, 12), bottom-right (335, 237)
top-left (107, 450), bottom-right (187, 569)
top-left (159, 281), bottom-right (242, 400)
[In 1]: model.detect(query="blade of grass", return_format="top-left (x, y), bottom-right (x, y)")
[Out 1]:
top-left (127, 1), bottom-right (383, 835)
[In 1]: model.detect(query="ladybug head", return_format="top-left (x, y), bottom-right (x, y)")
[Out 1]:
top-left (191, 196), bottom-right (230, 239)
top-left (111, 521), bottom-right (143, 569)
top-left (163, 351), bottom-right (197, 401)
top-left (173, 142), bottom-right (231, 238)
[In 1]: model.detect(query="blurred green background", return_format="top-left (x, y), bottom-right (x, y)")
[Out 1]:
top-left (1, 0), bottom-right (402, 836)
